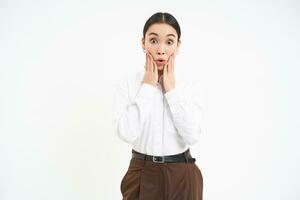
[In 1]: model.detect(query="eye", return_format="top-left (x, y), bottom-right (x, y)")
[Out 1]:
top-left (150, 38), bottom-right (157, 44)
top-left (167, 39), bottom-right (174, 45)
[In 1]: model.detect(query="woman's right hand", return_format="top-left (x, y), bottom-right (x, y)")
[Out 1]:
top-left (142, 51), bottom-right (158, 87)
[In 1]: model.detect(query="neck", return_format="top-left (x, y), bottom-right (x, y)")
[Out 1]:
top-left (158, 71), bottom-right (163, 79)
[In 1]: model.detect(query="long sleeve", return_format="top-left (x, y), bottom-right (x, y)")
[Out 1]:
top-left (164, 82), bottom-right (205, 146)
top-left (113, 78), bottom-right (158, 144)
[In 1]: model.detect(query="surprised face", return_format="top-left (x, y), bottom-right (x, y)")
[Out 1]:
top-left (142, 23), bottom-right (180, 71)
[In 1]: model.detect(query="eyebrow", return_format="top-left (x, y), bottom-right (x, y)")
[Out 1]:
top-left (148, 32), bottom-right (176, 38)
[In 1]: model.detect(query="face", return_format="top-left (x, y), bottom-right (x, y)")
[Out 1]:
top-left (142, 23), bottom-right (181, 71)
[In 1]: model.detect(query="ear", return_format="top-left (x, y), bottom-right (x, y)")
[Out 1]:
top-left (141, 37), bottom-right (145, 51)
top-left (176, 40), bottom-right (181, 54)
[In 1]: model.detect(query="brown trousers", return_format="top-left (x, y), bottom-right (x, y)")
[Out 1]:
top-left (120, 154), bottom-right (203, 200)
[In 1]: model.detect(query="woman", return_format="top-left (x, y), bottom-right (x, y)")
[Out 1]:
top-left (113, 12), bottom-right (204, 200)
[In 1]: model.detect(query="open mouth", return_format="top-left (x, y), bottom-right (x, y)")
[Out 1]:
top-left (156, 59), bottom-right (166, 64)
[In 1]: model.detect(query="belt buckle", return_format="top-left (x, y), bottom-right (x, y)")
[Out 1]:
top-left (153, 156), bottom-right (165, 163)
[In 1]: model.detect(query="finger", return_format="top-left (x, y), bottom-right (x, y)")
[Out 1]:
top-left (171, 53), bottom-right (174, 73)
top-left (152, 59), bottom-right (157, 73)
top-left (146, 53), bottom-right (150, 72)
top-left (164, 63), bottom-right (167, 75)
top-left (167, 55), bottom-right (171, 74)
top-left (145, 52), bottom-right (147, 70)
top-left (145, 53), bottom-right (148, 71)
top-left (149, 54), bottom-right (153, 72)
top-left (150, 55), bottom-right (155, 72)
top-left (153, 59), bottom-right (158, 74)
top-left (154, 62), bottom-right (158, 75)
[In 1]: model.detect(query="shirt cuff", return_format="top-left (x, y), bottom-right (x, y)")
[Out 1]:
top-left (136, 83), bottom-right (157, 99)
top-left (164, 87), bottom-right (184, 104)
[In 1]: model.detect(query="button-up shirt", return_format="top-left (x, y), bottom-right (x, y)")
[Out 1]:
top-left (113, 69), bottom-right (204, 156)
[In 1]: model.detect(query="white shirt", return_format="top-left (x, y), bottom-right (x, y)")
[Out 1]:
top-left (113, 69), bottom-right (204, 156)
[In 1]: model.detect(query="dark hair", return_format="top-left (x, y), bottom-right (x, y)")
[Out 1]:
top-left (143, 12), bottom-right (181, 42)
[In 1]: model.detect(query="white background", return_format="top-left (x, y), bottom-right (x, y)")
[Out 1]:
top-left (0, 0), bottom-right (299, 199)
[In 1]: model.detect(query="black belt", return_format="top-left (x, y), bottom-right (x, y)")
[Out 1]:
top-left (131, 148), bottom-right (196, 163)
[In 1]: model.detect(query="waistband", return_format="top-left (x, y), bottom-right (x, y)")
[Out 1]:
top-left (131, 148), bottom-right (196, 163)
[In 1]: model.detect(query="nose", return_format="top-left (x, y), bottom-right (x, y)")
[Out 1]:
top-left (157, 45), bottom-right (166, 55)
top-left (157, 52), bottom-right (165, 55)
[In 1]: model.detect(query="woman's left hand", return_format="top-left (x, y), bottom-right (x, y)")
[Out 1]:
top-left (163, 53), bottom-right (176, 93)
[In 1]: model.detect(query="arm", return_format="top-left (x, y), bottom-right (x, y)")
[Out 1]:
top-left (113, 78), bottom-right (157, 144)
top-left (164, 82), bottom-right (205, 146)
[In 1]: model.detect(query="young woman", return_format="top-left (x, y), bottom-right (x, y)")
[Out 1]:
top-left (113, 12), bottom-right (204, 200)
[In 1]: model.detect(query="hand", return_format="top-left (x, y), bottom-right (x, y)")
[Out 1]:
top-left (142, 51), bottom-right (158, 87)
top-left (163, 53), bottom-right (176, 92)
